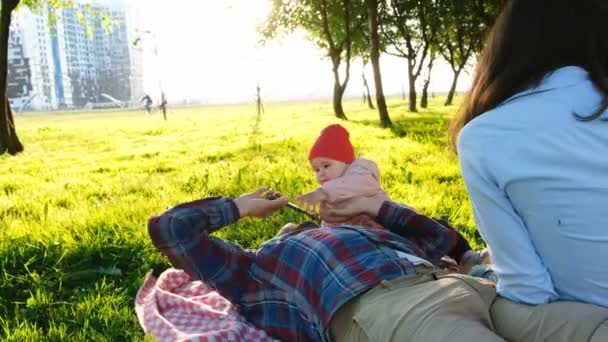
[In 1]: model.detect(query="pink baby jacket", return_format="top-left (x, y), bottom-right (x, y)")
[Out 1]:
top-left (319, 158), bottom-right (388, 229)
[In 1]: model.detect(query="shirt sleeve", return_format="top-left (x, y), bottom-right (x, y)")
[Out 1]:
top-left (458, 129), bottom-right (559, 304)
top-left (147, 197), bottom-right (256, 303)
top-left (432, 218), bottom-right (472, 263)
top-left (376, 201), bottom-right (459, 262)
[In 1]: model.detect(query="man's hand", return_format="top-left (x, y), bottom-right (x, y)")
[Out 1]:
top-left (234, 187), bottom-right (289, 219)
top-left (320, 195), bottom-right (385, 223)
top-left (296, 189), bottom-right (328, 214)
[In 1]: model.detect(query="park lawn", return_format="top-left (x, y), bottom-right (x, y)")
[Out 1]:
top-left (0, 96), bottom-right (479, 341)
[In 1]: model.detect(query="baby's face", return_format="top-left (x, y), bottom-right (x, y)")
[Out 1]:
top-left (310, 157), bottom-right (348, 185)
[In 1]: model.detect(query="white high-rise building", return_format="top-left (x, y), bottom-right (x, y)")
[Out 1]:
top-left (7, 0), bottom-right (143, 111)
top-left (92, 1), bottom-right (133, 105)
top-left (57, 4), bottom-right (100, 107)
top-left (7, 19), bottom-right (31, 111)
top-left (8, 7), bottom-right (58, 111)
top-left (21, 8), bottom-right (58, 110)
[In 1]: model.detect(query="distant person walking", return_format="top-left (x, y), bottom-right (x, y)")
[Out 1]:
top-left (159, 92), bottom-right (168, 121)
top-left (256, 85), bottom-right (264, 116)
top-left (141, 94), bottom-right (153, 114)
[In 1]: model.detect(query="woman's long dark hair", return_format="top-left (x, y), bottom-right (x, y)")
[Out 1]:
top-left (449, 0), bottom-right (608, 153)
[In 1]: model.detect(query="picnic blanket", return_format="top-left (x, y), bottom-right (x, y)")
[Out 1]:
top-left (135, 268), bottom-right (280, 342)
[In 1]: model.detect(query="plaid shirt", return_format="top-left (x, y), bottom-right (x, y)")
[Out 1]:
top-left (148, 197), bottom-right (460, 342)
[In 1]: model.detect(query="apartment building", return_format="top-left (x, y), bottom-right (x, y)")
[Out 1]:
top-left (7, 0), bottom-right (143, 111)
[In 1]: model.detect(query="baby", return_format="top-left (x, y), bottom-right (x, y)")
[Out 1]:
top-left (296, 124), bottom-right (390, 229)
top-left (296, 124), bottom-right (486, 271)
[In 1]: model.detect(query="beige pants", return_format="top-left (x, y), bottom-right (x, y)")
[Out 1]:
top-left (329, 269), bottom-right (505, 342)
top-left (491, 296), bottom-right (608, 342)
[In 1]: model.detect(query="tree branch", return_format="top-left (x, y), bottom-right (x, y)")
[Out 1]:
top-left (340, 0), bottom-right (352, 91)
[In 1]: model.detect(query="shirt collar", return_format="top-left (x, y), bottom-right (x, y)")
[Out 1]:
top-left (539, 66), bottom-right (590, 90)
top-left (503, 66), bottom-right (590, 105)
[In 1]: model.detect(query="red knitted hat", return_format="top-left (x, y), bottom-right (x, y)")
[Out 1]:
top-left (308, 124), bottom-right (355, 163)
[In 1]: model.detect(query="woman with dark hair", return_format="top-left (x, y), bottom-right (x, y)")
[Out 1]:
top-left (452, 0), bottom-right (608, 340)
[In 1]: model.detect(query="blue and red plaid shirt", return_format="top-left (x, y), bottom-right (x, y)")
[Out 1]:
top-left (148, 197), bottom-right (461, 342)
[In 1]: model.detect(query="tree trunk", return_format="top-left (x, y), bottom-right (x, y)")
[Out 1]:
top-left (407, 60), bottom-right (417, 112)
top-left (420, 80), bottom-right (429, 109)
top-left (420, 54), bottom-right (435, 109)
top-left (445, 68), bottom-right (462, 106)
top-left (331, 61), bottom-right (348, 120)
top-left (332, 81), bottom-right (347, 120)
top-left (362, 71), bottom-right (375, 109)
top-left (4, 98), bottom-right (23, 153)
top-left (367, 0), bottom-right (391, 127)
top-left (0, 0), bottom-right (24, 155)
top-left (328, 49), bottom-right (348, 120)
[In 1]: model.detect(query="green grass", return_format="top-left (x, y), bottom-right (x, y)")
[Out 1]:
top-left (0, 96), bottom-right (480, 340)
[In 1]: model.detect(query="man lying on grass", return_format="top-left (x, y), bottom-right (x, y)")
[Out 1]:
top-left (147, 187), bottom-right (505, 342)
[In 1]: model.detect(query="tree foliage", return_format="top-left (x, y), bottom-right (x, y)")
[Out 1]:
top-left (261, 0), bottom-right (368, 120)
top-left (435, 0), bottom-right (504, 105)
top-left (365, 0), bottom-right (391, 126)
top-left (381, 0), bottom-right (438, 112)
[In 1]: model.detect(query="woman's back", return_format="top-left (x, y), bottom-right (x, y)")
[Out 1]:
top-left (458, 66), bottom-right (608, 306)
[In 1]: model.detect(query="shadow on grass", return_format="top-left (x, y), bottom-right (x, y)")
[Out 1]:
top-left (351, 115), bottom-right (451, 148)
top-left (0, 224), bottom-right (165, 340)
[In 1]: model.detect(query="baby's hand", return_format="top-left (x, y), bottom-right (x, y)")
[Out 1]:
top-left (296, 189), bottom-right (328, 214)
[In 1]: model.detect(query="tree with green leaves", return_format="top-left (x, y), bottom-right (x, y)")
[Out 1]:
top-left (416, 0), bottom-right (440, 109)
top-left (365, 0), bottom-right (390, 126)
top-left (347, 1), bottom-right (390, 126)
top-left (436, 0), bottom-right (503, 106)
top-left (419, 49), bottom-right (435, 108)
top-left (382, 0), bottom-right (435, 113)
top-left (262, 0), bottom-right (367, 120)
top-left (360, 60), bottom-right (374, 110)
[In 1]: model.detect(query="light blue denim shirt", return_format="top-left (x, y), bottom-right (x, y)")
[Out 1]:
top-left (458, 66), bottom-right (608, 306)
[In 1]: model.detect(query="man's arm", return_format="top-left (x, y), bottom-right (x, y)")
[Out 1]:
top-left (376, 201), bottom-right (459, 261)
top-left (321, 196), bottom-right (458, 262)
top-left (432, 218), bottom-right (473, 264)
top-left (148, 188), bottom-right (289, 303)
top-left (148, 196), bottom-right (255, 303)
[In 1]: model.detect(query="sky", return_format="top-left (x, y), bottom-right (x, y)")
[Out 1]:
top-left (131, 0), bottom-right (473, 104)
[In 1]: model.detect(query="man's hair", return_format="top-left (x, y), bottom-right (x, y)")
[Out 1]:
top-left (449, 0), bottom-right (608, 154)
